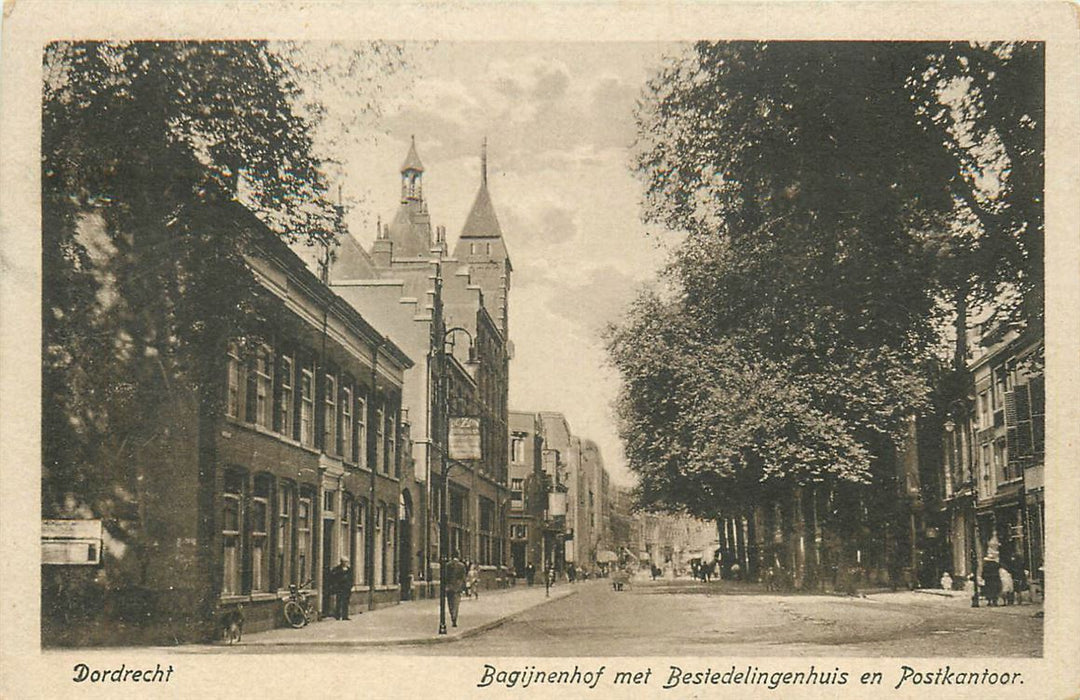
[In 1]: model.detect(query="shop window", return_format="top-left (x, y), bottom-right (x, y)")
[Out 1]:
top-left (300, 369), bottom-right (315, 447)
top-left (222, 471), bottom-right (244, 595)
top-left (252, 476), bottom-right (272, 592)
top-left (277, 482), bottom-right (294, 588)
top-left (278, 355), bottom-right (294, 438)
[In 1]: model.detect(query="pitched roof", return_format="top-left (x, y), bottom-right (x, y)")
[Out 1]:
top-left (459, 183), bottom-right (503, 239)
top-left (400, 137), bottom-right (424, 173)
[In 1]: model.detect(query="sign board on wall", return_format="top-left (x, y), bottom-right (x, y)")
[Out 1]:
top-left (42, 519), bottom-right (103, 565)
top-left (548, 491), bottom-right (566, 517)
top-left (448, 417), bottom-right (482, 461)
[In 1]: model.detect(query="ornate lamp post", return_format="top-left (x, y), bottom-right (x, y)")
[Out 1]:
top-left (437, 326), bottom-right (474, 635)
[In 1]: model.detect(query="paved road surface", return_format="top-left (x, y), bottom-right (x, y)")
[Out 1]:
top-left (377, 577), bottom-right (1042, 657)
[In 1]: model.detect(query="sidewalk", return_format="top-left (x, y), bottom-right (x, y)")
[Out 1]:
top-left (231, 582), bottom-right (578, 648)
top-left (866, 588), bottom-right (1044, 615)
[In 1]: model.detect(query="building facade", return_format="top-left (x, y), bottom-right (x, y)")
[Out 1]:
top-left (939, 323), bottom-right (1045, 594)
top-left (42, 197), bottom-right (414, 644)
top-left (329, 138), bottom-right (513, 591)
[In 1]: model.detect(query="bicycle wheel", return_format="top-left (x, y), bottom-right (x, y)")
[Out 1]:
top-left (283, 600), bottom-right (308, 628)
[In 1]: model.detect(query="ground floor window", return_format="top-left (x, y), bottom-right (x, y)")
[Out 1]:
top-left (298, 489), bottom-right (315, 585)
top-left (222, 471), bottom-right (244, 595)
top-left (277, 482), bottom-right (294, 587)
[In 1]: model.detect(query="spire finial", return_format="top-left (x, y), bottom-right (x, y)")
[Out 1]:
top-left (481, 137), bottom-right (488, 187)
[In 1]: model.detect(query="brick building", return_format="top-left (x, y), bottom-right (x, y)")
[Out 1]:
top-left (42, 196), bottom-right (413, 644)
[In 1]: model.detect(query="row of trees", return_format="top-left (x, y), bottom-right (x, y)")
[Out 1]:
top-left (42, 41), bottom-right (405, 531)
top-left (607, 42), bottom-right (1043, 579)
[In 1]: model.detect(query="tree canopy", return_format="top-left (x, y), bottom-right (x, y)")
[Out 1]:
top-left (609, 41), bottom-right (1043, 520)
top-left (41, 41), bottom-right (403, 522)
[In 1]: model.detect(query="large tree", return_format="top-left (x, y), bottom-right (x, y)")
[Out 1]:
top-left (611, 41), bottom-right (1043, 578)
top-left (612, 43), bottom-right (957, 520)
top-left (41, 41), bottom-right (402, 525)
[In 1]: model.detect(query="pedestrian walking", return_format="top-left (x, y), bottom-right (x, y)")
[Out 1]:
top-left (525, 563), bottom-right (535, 586)
top-left (329, 558), bottom-right (354, 620)
top-left (982, 556), bottom-right (1002, 606)
top-left (465, 559), bottom-right (480, 600)
top-left (445, 551), bottom-right (467, 627)
top-left (544, 564), bottom-right (555, 597)
top-left (1000, 566), bottom-right (1015, 605)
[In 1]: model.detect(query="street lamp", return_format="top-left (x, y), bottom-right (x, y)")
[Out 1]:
top-left (438, 325), bottom-right (474, 635)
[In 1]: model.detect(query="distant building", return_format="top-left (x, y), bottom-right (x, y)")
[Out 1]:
top-left (508, 411), bottom-right (545, 576)
top-left (938, 322), bottom-right (1044, 593)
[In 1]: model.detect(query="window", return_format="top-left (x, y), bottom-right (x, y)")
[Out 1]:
top-left (376, 399), bottom-right (386, 474)
top-left (512, 524), bottom-right (527, 539)
top-left (356, 500), bottom-right (366, 585)
top-left (479, 498), bottom-right (495, 565)
top-left (323, 490), bottom-right (335, 514)
top-left (252, 477), bottom-right (271, 592)
top-left (979, 391), bottom-right (991, 429)
top-left (357, 392), bottom-right (368, 469)
top-left (254, 347), bottom-right (272, 429)
top-left (511, 478), bottom-right (523, 504)
top-left (300, 369), bottom-right (315, 447)
top-left (981, 444), bottom-right (992, 489)
top-left (511, 436), bottom-right (525, 464)
top-left (298, 492), bottom-right (313, 584)
top-left (341, 385), bottom-right (353, 463)
top-left (278, 355), bottom-right (294, 438)
top-left (388, 402), bottom-right (398, 477)
top-left (277, 482), bottom-right (293, 588)
top-left (226, 343), bottom-right (243, 419)
top-left (323, 373), bottom-right (337, 455)
top-left (341, 494), bottom-right (352, 575)
top-left (994, 438), bottom-right (1009, 483)
top-left (374, 504), bottom-right (384, 586)
top-left (222, 472), bottom-right (244, 595)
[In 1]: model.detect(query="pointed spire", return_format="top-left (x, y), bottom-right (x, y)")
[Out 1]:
top-left (481, 137), bottom-right (488, 187)
top-left (460, 141), bottom-right (504, 239)
top-left (401, 135), bottom-right (424, 173)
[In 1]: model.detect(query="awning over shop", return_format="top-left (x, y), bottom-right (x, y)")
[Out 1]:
top-left (596, 550), bottom-right (618, 563)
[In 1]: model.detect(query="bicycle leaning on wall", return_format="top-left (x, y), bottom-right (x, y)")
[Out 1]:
top-left (282, 581), bottom-right (318, 628)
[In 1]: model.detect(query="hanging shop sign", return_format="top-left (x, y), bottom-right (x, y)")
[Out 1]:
top-left (42, 519), bottom-right (103, 565)
top-left (448, 416), bottom-right (482, 461)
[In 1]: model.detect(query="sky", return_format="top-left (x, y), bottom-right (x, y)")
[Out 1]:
top-left (321, 42), bottom-right (685, 486)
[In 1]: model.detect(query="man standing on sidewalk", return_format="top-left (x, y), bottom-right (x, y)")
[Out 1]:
top-left (330, 558), bottom-right (354, 620)
top-left (446, 551), bottom-right (467, 627)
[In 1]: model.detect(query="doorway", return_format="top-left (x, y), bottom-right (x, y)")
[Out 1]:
top-left (321, 519), bottom-right (335, 615)
top-left (399, 491), bottom-right (412, 600)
